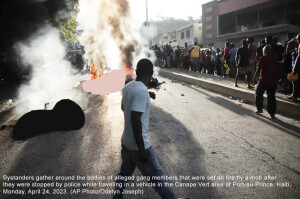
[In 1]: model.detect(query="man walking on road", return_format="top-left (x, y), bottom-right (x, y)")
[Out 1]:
top-left (113, 59), bottom-right (176, 199)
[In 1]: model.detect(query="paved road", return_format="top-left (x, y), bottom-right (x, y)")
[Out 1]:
top-left (0, 76), bottom-right (299, 199)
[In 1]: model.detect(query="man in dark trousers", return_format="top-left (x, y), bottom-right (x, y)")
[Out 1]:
top-left (254, 45), bottom-right (280, 119)
top-left (235, 39), bottom-right (252, 88)
top-left (113, 59), bottom-right (176, 199)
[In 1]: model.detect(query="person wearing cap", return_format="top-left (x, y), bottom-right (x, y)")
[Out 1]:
top-left (113, 59), bottom-right (176, 199)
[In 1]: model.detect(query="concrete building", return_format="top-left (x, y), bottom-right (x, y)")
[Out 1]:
top-left (177, 22), bottom-right (202, 47)
top-left (166, 30), bottom-right (178, 48)
top-left (159, 33), bottom-right (168, 46)
top-left (202, 1), bottom-right (219, 47)
top-left (158, 22), bottom-right (202, 48)
top-left (202, 0), bottom-right (300, 48)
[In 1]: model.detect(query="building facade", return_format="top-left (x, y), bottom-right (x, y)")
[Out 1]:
top-left (158, 22), bottom-right (202, 48)
top-left (202, 0), bottom-right (300, 48)
top-left (177, 22), bottom-right (202, 47)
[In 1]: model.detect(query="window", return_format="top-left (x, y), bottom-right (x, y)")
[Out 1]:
top-left (171, 32), bottom-right (176, 39)
top-left (173, 39), bottom-right (177, 42)
top-left (181, 32), bottom-right (184, 39)
top-left (206, 24), bottom-right (212, 30)
top-left (206, 7), bottom-right (212, 13)
top-left (206, 33), bottom-right (212, 38)
top-left (206, 16), bottom-right (212, 21)
top-left (186, 30), bottom-right (190, 38)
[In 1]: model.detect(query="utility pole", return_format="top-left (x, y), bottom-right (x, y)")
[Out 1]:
top-left (146, 0), bottom-right (149, 26)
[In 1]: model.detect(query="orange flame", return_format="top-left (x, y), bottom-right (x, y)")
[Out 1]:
top-left (90, 58), bottom-right (103, 80)
top-left (124, 63), bottom-right (133, 78)
top-left (90, 58), bottom-right (134, 80)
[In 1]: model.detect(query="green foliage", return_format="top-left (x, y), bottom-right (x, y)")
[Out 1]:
top-left (55, 0), bottom-right (79, 42)
top-left (56, 15), bottom-right (78, 42)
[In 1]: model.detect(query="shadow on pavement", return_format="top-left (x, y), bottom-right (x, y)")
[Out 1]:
top-left (149, 105), bottom-right (221, 199)
top-left (0, 95), bottom-right (111, 199)
top-left (188, 85), bottom-right (300, 139)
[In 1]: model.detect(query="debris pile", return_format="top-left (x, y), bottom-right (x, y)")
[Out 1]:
top-left (12, 99), bottom-right (85, 139)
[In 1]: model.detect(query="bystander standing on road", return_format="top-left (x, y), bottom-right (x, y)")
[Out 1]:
top-left (154, 45), bottom-right (163, 68)
top-left (254, 45), bottom-right (280, 119)
top-left (215, 48), bottom-right (222, 76)
top-left (175, 46), bottom-right (181, 69)
top-left (191, 42), bottom-right (200, 72)
top-left (235, 39), bottom-right (252, 89)
top-left (247, 37), bottom-right (257, 80)
top-left (229, 43), bottom-right (237, 77)
top-left (273, 36), bottom-right (286, 92)
top-left (223, 42), bottom-right (230, 64)
top-left (183, 43), bottom-right (190, 70)
top-left (256, 39), bottom-right (266, 61)
top-left (200, 50), bottom-right (205, 73)
top-left (223, 42), bottom-right (230, 75)
top-left (113, 59), bottom-right (176, 199)
top-left (204, 50), bottom-right (212, 74)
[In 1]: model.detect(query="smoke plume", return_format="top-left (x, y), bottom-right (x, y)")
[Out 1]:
top-left (77, 0), bottom-right (157, 78)
top-left (14, 27), bottom-right (88, 115)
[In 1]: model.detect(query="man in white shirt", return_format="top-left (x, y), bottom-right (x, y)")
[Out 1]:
top-left (113, 59), bottom-right (176, 199)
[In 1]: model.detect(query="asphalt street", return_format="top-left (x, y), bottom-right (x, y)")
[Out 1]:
top-left (0, 76), bottom-right (299, 199)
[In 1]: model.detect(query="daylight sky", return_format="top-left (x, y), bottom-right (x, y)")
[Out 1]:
top-left (129, 0), bottom-right (212, 21)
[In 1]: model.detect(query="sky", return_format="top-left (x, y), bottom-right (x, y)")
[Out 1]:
top-left (129, 0), bottom-right (212, 21)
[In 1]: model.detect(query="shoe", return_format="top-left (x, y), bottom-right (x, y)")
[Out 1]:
top-left (234, 83), bottom-right (238, 87)
top-left (287, 95), bottom-right (293, 99)
top-left (255, 110), bottom-right (263, 114)
top-left (247, 85), bottom-right (254, 89)
top-left (270, 114), bottom-right (276, 119)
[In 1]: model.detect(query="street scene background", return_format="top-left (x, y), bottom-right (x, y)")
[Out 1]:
top-left (0, 0), bottom-right (300, 198)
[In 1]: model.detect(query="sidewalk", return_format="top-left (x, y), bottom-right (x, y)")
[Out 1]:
top-left (159, 68), bottom-right (300, 120)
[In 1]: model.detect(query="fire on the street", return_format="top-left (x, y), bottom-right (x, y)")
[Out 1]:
top-left (90, 58), bottom-right (103, 80)
top-left (89, 59), bottom-right (134, 80)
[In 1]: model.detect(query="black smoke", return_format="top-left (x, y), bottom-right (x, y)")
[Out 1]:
top-left (0, 0), bottom-right (72, 84)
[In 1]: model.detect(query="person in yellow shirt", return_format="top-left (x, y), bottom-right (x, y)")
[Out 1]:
top-left (191, 42), bottom-right (200, 71)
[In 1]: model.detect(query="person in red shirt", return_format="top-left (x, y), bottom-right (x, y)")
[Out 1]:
top-left (204, 50), bottom-right (211, 74)
top-left (223, 42), bottom-right (230, 65)
top-left (253, 45), bottom-right (280, 119)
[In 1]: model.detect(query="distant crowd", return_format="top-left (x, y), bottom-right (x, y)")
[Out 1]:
top-left (152, 34), bottom-right (300, 119)
top-left (152, 34), bottom-right (300, 104)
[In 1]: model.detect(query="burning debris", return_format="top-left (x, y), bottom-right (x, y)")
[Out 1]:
top-left (77, 0), bottom-right (139, 81)
top-left (90, 58), bottom-right (103, 80)
top-left (12, 99), bottom-right (85, 139)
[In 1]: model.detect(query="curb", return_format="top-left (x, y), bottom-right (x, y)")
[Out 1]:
top-left (159, 69), bottom-right (300, 120)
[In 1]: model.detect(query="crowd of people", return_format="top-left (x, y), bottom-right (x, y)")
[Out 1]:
top-left (152, 34), bottom-right (300, 118)
top-left (153, 34), bottom-right (300, 103)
